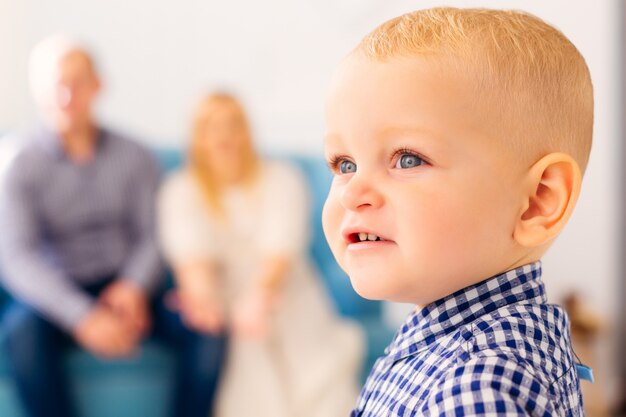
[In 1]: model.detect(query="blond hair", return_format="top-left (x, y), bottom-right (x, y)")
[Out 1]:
top-left (188, 92), bottom-right (259, 216)
top-left (355, 8), bottom-right (593, 172)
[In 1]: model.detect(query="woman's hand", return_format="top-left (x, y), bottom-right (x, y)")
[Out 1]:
top-left (231, 287), bottom-right (277, 340)
top-left (167, 288), bottom-right (226, 335)
top-left (168, 262), bottom-right (226, 335)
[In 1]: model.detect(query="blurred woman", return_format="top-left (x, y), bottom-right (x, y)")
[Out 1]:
top-left (158, 92), bottom-right (363, 417)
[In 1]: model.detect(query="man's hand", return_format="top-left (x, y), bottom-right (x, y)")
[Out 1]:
top-left (72, 306), bottom-right (140, 359)
top-left (100, 280), bottom-right (151, 337)
top-left (167, 289), bottom-right (225, 335)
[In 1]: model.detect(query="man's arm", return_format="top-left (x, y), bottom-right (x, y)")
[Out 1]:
top-left (0, 159), bottom-right (93, 332)
top-left (118, 150), bottom-right (163, 292)
top-left (100, 149), bottom-right (163, 336)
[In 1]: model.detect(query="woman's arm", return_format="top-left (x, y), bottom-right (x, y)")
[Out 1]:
top-left (233, 162), bottom-right (310, 339)
top-left (172, 260), bottom-right (219, 294)
top-left (255, 255), bottom-right (291, 293)
top-left (157, 174), bottom-right (225, 334)
top-left (170, 260), bottom-right (226, 334)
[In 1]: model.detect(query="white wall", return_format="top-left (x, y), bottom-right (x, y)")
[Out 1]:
top-left (1, 0), bottom-right (622, 397)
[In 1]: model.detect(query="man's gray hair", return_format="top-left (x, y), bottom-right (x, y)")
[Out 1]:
top-left (28, 35), bottom-right (96, 105)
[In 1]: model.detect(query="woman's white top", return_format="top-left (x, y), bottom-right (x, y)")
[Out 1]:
top-left (158, 160), bottom-right (363, 417)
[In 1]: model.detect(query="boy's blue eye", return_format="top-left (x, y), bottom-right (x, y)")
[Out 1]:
top-left (339, 160), bottom-right (357, 174)
top-left (396, 154), bottom-right (423, 169)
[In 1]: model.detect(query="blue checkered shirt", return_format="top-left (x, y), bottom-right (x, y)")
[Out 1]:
top-left (353, 262), bottom-right (584, 416)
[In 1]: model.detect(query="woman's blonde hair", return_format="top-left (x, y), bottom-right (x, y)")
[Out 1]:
top-left (188, 92), bottom-right (259, 216)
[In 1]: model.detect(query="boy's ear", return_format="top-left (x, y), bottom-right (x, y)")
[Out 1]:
top-left (513, 152), bottom-right (582, 247)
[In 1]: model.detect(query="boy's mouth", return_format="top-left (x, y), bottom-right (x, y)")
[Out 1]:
top-left (349, 232), bottom-right (387, 243)
top-left (341, 226), bottom-right (393, 246)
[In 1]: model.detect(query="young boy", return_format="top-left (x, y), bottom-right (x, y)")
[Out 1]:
top-left (322, 8), bottom-right (592, 416)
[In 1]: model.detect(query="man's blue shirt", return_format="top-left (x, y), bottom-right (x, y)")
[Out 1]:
top-left (0, 127), bottom-right (162, 330)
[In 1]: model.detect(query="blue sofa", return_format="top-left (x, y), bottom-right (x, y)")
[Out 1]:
top-left (0, 148), bottom-right (396, 417)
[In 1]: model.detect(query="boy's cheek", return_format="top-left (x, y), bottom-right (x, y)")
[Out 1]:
top-left (321, 194), bottom-right (342, 251)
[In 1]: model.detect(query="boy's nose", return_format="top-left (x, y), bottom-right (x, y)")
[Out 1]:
top-left (339, 172), bottom-right (384, 211)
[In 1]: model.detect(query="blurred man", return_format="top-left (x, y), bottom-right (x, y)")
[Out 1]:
top-left (0, 35), bottom-right (226, 417)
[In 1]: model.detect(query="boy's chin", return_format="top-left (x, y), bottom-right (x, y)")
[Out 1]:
top-left (349, 273), bottom-right (427, 304)
top-left (349, 273), bottom-right (399, 302)
top-left (351, 284), bottom-right (383, 301)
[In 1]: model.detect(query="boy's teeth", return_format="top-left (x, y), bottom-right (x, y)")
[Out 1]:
top-left (356, 232), bottom-right (383, 242)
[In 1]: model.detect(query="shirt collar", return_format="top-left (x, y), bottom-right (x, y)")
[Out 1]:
top-left (386, 261), bottom-right (546, 361)
top-left (36, 125), bottom-right (107, 160)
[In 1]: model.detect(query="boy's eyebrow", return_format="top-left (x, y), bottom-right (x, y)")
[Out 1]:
top-left (325, 127), bottom-right (440, 143)
top-left (377, 125), bottom-right (442, 142)
top-left (323, 133), bottom-right (343, 147)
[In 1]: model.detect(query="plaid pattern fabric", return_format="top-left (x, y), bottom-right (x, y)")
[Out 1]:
top-left (352, 262), bottom-right (584, 416)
